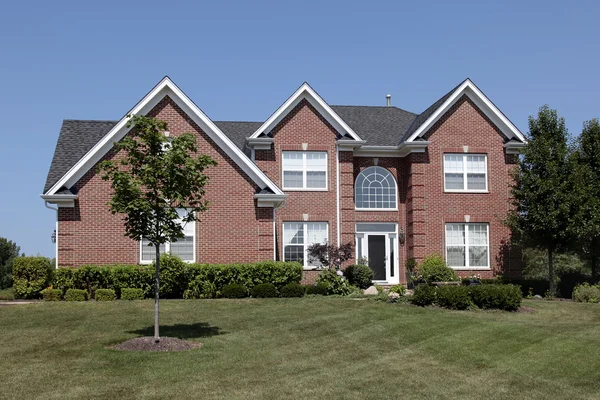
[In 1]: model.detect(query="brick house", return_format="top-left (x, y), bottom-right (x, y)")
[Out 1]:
top-left (41, 77), bottom-right (526, 284)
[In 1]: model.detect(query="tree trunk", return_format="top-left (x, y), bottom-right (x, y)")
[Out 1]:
top-left (548, 246), bottom-right (555, 297)
top-left (154, 244), bottom-right (160, 343)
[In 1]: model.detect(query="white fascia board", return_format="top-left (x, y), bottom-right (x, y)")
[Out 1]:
top-left (406, 79), bottom-right (526, 143)
top-left (46, 77), bottom-right (284, 196)
top-left (353, 142), bottom-right (430, 158)
top-left (254, 193), bottom-right (287, 208)
top-left (246, 137), bottom-right (274, 150)
top-left (504, 141), bottom-right (527, 154)
top-left (337, 140), bottom-right (366, 151)
top-left (40, 194), bottom-right (77, 208)
top-left (249, 83), bottom-right (363, 141)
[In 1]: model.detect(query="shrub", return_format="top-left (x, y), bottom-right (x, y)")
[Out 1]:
top-left (95, 289), bottom-right (116, 301)
top-left (0, 287), bottom-right (14, 301)
top-left (12, 257), bottom-right (53, 299)
top-left (65, 289), bottom-right (88, 302)
top-left (315, 269), bottom-right (352, 295)
top-left (251, 283), bottom-right (278, 298)
top-left (501, 279), bottom-right (549, 297)
top-left (109, 265), bottom-right (153, 298)
top-left (420, 254), bottom-right (457, 283)
top-left (280, 283), bottom-right (305, 298)
top-left (410, 284), bottom-right (436, 306)
top-left (73, 265), bottom-right (111, 298)
top-left (344, 264), bottom-right (373, 289)
top-left (185, 278), bottom-right (218, 299)
top-left (572, 283), bottom-right (600, 303)
top-left (436, 285), bottom-right (472, 310)
top-left (52, 267), bottom-right (75, 293)
top-left (156, 253), bottom-right (187, 298)
top-left (305, 283), bottom-right (328, 295)
top-left (388, 284), bottom-right (406, 296)
top-left (121, 288), bottom-right (145, 300)
top-left (41, 287), bottom-right (62, 301)
top-left (469, 284), bottom-right (522, 311)
top-left (221, 284), bottom-right (248, 298)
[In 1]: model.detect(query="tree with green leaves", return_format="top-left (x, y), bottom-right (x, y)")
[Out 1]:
top-left (99, 115), bottom-right (216, 342)
top-left (0, 237), bottom-right (20, 289)
top-left (507, 106), bottom-right (572, 296)
top-left (570, 119), bottom-right (600, 281)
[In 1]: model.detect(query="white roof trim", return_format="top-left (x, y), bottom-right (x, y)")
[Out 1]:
top-left (406, 79), bottom-right (527, 143)
top-left (45, 77), bottom-right (284, 196)
top-left (249, 82), bottom-right (363, 141)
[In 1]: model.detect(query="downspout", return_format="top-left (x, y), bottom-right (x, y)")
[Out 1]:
top-left (272, 201), bottom-right (286, 261)
top-left (336, 146), bottom-right (341, 247)
top-left (44, 201), bottom-right (58, 269)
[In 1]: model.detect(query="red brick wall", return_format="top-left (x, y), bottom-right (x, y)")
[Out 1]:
top-left (57, 95), bottom-right (273, 267)
top-left (406, 95), bottom-right (521, 278)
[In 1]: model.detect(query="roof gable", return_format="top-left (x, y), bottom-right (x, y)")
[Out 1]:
top-left (249, 82), bottom-right (363, 141)
top-left (44, 77), bottom-right (284, 196)
top-left (405, 79), bottom-right (526, 143)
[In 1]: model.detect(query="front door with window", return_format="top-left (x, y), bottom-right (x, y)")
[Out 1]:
top-left (355, 223), bottom-right (399, 284)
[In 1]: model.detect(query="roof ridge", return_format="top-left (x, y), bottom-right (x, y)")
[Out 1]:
top-left (331, 104), bottom-right (418, 114)
top-left (63, 119), bottom-right (118, 123)
top-left (213, 120), bottom-right (262, 123)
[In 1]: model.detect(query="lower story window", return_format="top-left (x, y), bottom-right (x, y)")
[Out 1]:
top-left (283, 222), bottom-right (328, 269)
top-left (445, 223), bottom-right (489, 269)
top-left (140, 209), bottom-right (195, 263)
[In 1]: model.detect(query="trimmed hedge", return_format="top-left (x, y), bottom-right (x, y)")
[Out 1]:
top-left (410, 284), bottom-right (437, 306)
top-left (121, 288), bottom-right (145, 300)
top-left (436, 285), bottom-right (472, 310)
top-left (344, 264), bottom-right (374, 289)
top-left (280, 283), bottom-right (305, 298)
top-left (251, 283), bottom-right (278, 298)
top-left (41, 288), bottom-right (62, 301)
top-left (95, 289), bottom-right (116, 301)
top-left (469, 284), bottom-right (522, 311)
top-left (65, 289), bottom-right (88, 302)
top-left (221, 284), bottom-right (248, 298)
top-left (12, 257), bottom-right (53, 299)
top-left (305, 283), bottom-right (328, 295)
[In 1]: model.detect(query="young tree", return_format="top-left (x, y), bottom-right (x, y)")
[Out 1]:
top-left (306, 242), bottom-right (354, 270)
top-left (570, 119), bottom-right (600, 281)
top-left (0, 237), bottom-right (20, 289)
top-left (507, 106), bottom-right (572, 296)
top-left (100, 115), bottom-right (216, 342)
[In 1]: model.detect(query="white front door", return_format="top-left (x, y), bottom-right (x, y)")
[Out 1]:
top-left (356, 223), bottom-right (399, 284)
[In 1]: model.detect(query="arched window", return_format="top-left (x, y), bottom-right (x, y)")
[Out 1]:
top-left (355, 166), bottom-right (397, 209)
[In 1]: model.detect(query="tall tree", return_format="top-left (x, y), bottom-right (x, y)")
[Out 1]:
top-left (507, 106), bottom-right (572, 296)
top-left (570, 119), bottom-right (600, 281)
top-left (0, 237), bottom-right (20, 289)
top-left (100, 115), bottom-right (216, 342)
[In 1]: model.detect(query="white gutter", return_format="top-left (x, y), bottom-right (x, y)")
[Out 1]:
top-left (336, 146), bottom-right (341, 247)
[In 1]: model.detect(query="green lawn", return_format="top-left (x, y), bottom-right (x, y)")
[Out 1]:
top-left (1, 298), bottom-right (599, 400)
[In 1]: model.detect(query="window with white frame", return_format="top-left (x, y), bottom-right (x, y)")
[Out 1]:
top-left (282, 151), bottom-right (327, 190)
top-left (445, 223), bottom-right (489, 269)
top-left (354, 166), bottom-right (397, 209)
top-left (283, 222), bottom-right (328, 268)
top-left (141, 209), bottom-right (195, 263)
top-left (443, 154), bottom-right (487, 192)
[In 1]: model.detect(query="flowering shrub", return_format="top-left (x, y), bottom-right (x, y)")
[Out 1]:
top-left (315, 269), bottom-right (352, 295)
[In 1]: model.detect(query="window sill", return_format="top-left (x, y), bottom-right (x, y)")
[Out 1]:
top-left (355, 208), bottom-right (398, 212)
top-left (450, 267), bottom-right (490, 271)
top-left (444, 190), bottom-right (489, 194)
top-left (284, 188), bottom-right (328, 192)
top-left (140, 259), bottom-right (195, 264)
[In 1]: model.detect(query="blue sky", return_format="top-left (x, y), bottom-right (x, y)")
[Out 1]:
top-left (0, 0), bottom-right (598, 257)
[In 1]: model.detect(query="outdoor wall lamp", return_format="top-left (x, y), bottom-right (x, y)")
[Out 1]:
top-left (51, 230), bottom-right (56, 244)
top-left (398, 228), bottom-right (406, 245)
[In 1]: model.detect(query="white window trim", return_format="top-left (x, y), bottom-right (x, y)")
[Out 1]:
top-left (140, 212), bottom-right (196, 264)
top-left (444, 223), bottom-right (490, 270)
top-left (282, 222), bottom-right (329, 270)
top-left (282, 151), bottom-right (328, 191)
top-left (443, 154), bottom-right (488, 193)
top-left (354, 166), bottom-right (399, 211)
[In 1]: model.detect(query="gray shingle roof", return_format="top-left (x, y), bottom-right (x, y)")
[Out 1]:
top-left (214, 121), bottom-right (262, 150)
top-left (331, 106), bottom-right (418, 146)
top-left (44, 120), bottom-right (117, 193)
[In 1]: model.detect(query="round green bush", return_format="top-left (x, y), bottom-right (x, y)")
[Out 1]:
top-left (95, 289), bottom-right (116, 301)
top-left (469, 284), bottom-right (522, 311)
top-left (12, 257), bottom-right (53, 299)
top-left (121, 288), bottom-right (145, 300)
top-left (251, 283), bottom-right (278, 298)
top-left (221, 284), bottom-right (248, 298)
top-left (344, 264), bottom-right (374, 289)
top-left (435, 285), bottom-right (472, 310)
top-left (410, 284), bottom-right (436, 306)
top-left (41, 288), bottom-right (62, 301)
top-left (280, 283), bottom-right (305, 298)
top-left (65, 288), bottom-right (88, 302)
top-left (420, 254), bottom-right (457, 283)
top-left (305, 283), bottom-right (328, 295)
top-left (572, 283), bottom-right (600, 303)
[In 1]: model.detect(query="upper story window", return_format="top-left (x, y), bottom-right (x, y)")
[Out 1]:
top-left (141, 208), bottom-right (195, 263)
top-left (444, 154), bottom-right (487, 192)
top-left (282, 151), bottom-right (327, 190)
top-left (354, 166), bottom-right (397, 210)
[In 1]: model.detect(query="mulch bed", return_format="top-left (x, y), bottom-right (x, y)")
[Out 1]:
top-left (518, 306), bottom-right (536, 313)
top-left (111, 337), bottom-right (202, 352)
